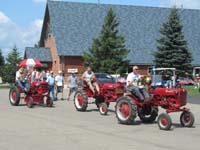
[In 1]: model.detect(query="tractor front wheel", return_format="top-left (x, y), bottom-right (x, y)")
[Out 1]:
top-left (157, 113), bottom-right (172, 130)
top-left (99, 103), bottom-right (108, 115)
top-left (25, 96), bottom-right (34, 108)
top-left (180, 111), bottom-right (195, 127)
top-left (46, 97), bottom-right (53, 107)
top-left (74, 90), bottom-right (88, 111)
top-left (115, 96), bottom-right (137, 124)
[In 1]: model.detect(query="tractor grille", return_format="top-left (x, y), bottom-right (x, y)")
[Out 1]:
top-left (178, 89), bottom-right (187, 106)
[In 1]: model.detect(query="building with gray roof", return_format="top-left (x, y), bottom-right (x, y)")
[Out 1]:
top-left (26, 0), bottom-right (200, 74)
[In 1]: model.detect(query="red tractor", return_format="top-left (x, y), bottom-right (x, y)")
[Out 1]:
top-left (115, 68), bottom-right (195, 130)
top-left (9, 80), bottom-right (53, 108)
top-left (74, 79), bottom-right (125, 115)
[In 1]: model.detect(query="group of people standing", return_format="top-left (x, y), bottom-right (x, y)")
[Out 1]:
top-left (15, 67), bottom-right (79, 101)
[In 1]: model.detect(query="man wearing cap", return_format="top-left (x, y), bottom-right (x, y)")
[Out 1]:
top-left (126, 66), bottom-right (149, 101)
top-left (46, 71), bottom-right (56, 101)
top-left (15, 67), bottom-right (30, 92)
top-left (55, 70), bottom-right (64, 100)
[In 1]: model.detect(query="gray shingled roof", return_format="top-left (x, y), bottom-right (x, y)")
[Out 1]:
top-left (24, 47), bottom-right (52, 62)
top-left (45, 1), bottom-right (200, 65)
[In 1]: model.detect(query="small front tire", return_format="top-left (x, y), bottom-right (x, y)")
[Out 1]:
top-left (99, 103), bottom-right (108, 115)
top-left (157, 113), bottom-right (172, 130)
top-left (180, 111), bottom-right (195, 127)
top-left (26, 96), bottom-right (34, 108)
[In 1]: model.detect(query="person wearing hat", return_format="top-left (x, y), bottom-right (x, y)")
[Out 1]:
top-left (55, 70), bottom-right (64, 100)
top-left (15, 67), bottom-right (30, 92)
top-left (126, 66), bottom-right (149, 101)
top-left (46, 71), bottom-right (56, 101)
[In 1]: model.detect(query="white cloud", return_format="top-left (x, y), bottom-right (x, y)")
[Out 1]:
top-left (0, 11), bottom-right (43, 57)
top-left (160, 0), bottom-right (200, 9)
top-left (0, 11), bottom-right (10, 24)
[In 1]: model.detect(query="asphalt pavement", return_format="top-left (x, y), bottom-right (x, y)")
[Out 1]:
top-left (0, 88), bottom-right (199, 150)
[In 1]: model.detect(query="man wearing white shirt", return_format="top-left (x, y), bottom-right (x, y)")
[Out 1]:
top-left (55, 70), bottom-right (64, 100)
top-left (126, 66), bottom-right (149, 101)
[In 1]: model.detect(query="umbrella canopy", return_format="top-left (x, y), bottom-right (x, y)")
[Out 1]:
top-left (19, 58), bottom-right (42, 67)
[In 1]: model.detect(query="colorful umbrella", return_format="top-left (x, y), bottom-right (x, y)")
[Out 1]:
top-left (19, 58), bottom-right (42, 67)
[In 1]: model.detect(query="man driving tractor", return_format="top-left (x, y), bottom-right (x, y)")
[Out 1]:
top-left (15, 67), bottom-right (30, 92)
top-left (82, 66), bottom-right (100, 94)
top-left (126, 66), bottom-right (149, 101)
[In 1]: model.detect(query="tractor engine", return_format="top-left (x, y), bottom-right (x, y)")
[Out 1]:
top-left (30, 81), bottom-right (49, 95)
top-left (102, 83), bottom-right (124, 99)
top-left (153, 87), bottom-right (187, 108)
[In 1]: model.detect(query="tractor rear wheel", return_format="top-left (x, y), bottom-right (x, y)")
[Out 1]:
top-left (180, 111), bottom-right (195, 127)
top-left (115, 96), bottom-right (137, 124)
top-left (138, 105), bottom-right (158, 123)
top-left (99, 103), bottom-right (108, 115)
top-left (9, 86), bottom-right (20, 106)
top-left (74, 90), bottom-right (88, 111)
top-left (157, 113), bottom-right (172, 130)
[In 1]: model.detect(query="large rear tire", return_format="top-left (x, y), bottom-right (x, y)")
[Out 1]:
top-left (74, 90), bottom-right (88, 111)
top-left (9, 86), bottom-right (20, 106)
top-left (180, 111), bottom-right (195, 127)
top-left (157, 113), bottom-right (172, 130)
top-left (138, 105), bottom-right (158, 123)
top-left (115, 96), bottom-right (137, 124)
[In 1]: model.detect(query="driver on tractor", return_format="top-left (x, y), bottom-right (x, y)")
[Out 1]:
top-left (15, 67), bottom-right (30, 92)
top-left (82, 66), bottom-right (100, 94)
top-left (126, 66), bottom-right (149, 101)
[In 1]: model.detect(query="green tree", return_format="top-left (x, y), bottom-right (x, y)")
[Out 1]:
top-left (83, 8), bottom-right (129, 74)
top-left (153, 7), bottom-right (192, 76)
top-left (1, 46), bottom-right (22, 83)
top-left (0, 49), bottom-right (5, 78)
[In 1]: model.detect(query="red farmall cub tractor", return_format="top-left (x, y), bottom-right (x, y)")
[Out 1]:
top-left (74, 79), bottom-right (125, 115)
top-left (9, 80), bottom-right (53, 108)
top-left (115, 68), bottom-right (195, 130)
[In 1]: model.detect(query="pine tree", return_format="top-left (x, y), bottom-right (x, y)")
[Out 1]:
top-left (0, 49), bottom-right (5, 79)
top-left (83, 8), bottom-right (129, 74)
top-left (1, 46), bottom-right (22, 83)
top-left (154, 7), bottom-right (192, 76)
top-left (0, 49), bottom-right (4, 66)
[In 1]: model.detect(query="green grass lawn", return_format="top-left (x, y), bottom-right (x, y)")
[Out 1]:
top-left (182, 85), bottom-right (200, 96)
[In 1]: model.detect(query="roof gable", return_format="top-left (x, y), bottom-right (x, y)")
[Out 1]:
top-left (24, 47), bottom-right (52, 62)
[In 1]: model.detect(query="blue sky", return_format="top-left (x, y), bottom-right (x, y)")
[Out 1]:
top-left (0, 0), bottom-right (200, 56)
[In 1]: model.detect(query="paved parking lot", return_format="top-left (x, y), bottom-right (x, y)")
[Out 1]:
top-left (0, 88), bottom-right (199, 150)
